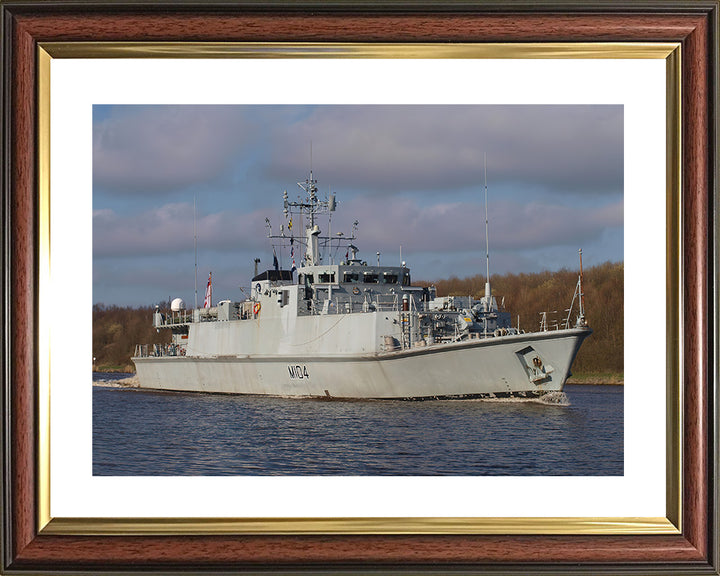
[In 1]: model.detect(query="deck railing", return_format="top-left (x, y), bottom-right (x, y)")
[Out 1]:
top-left (134, 343), bottom-right (185, 358)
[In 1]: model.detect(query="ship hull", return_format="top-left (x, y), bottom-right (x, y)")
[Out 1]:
top-left (132, 328), bottom-right (590, 399)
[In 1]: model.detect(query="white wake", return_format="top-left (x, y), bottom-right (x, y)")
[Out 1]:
top-left (470, 391), bottom-right (570, 406)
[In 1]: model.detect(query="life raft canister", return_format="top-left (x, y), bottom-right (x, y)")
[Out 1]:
top-left (254, 302), bottom-right (261, 315)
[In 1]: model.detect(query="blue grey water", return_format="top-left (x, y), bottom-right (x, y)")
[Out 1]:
top-left (92, 374), bottom-right (623, 476)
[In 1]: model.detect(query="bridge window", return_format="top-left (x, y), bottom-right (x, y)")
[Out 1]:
top-left (364, 273), bottom-right (378, 283)
top-left (318, 272), bottom-right (335, 283)
top-left (343, 272), bottom-right (359, 283)
top-left (383, 273), bottom-right (398, 284)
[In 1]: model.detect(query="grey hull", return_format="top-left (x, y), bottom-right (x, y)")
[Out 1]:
top-left (133, 327), bottom-right (590, 399)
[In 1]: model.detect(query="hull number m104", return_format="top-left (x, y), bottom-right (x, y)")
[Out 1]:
top-left (288, 365), bottom-right (310, 379)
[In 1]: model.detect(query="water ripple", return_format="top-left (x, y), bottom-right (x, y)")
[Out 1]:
top-left (93, 382), bottom-right (623, 476)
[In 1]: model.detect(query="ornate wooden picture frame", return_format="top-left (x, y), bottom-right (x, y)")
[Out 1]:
top-left (2, 1), bottom-right (717, 573)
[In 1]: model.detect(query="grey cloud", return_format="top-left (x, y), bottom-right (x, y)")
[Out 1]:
top-left (339, 196), bottom-right (622, 257)
top-left (93, 203), bottom-right (268, 258)
top-left (93, 106), bottom-right (256, 195)
top-left (261, 105), bottom-right (622, 196)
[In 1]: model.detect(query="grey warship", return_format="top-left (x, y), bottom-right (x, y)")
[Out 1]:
top-left (133, 169), bottom-right (592, 399)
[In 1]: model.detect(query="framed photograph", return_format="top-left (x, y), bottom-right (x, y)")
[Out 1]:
top-left (2, 1), bottom-right (717, 573)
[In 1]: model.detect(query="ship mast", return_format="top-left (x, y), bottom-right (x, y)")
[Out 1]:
top-left (270, 167), bottom-right (341, 268)
top-left (565, 248), bottom-right (587, 328)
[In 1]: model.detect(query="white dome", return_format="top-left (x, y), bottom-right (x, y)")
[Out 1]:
top-left (170, 297), bottom-right (186, 312)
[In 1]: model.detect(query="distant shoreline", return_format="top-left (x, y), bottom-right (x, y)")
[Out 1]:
top-left (566, 373), bottom-right (623, 385)
top-left (93, 367), bottom-right (135, 374)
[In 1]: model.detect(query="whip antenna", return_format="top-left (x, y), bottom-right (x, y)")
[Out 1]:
top-left (484, 153), bottom-right (491, 304)
top-left (194, 194), bottom-right (198, 310)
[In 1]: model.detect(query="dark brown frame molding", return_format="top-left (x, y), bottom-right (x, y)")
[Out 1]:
top-left (1, 1), bottom-right (718, 573)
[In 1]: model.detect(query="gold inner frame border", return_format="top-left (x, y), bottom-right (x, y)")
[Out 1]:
top-left (36, 41), bottom-right (682, 537)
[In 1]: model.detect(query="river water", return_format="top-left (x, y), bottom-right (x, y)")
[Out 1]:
top-left (93, 374), bottom-right (623, 476)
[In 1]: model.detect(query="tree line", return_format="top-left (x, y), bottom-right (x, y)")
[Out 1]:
top-left (93, 262), bottom-right (622, 375)
top-left (93, 303), bottom-right (171, 371)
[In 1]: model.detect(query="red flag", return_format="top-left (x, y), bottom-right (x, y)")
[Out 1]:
top-left (203, 273), bottom-right (212, 308)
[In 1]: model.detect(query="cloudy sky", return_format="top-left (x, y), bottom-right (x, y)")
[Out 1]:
top-left (93, 104), bottom-right (623, 307)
